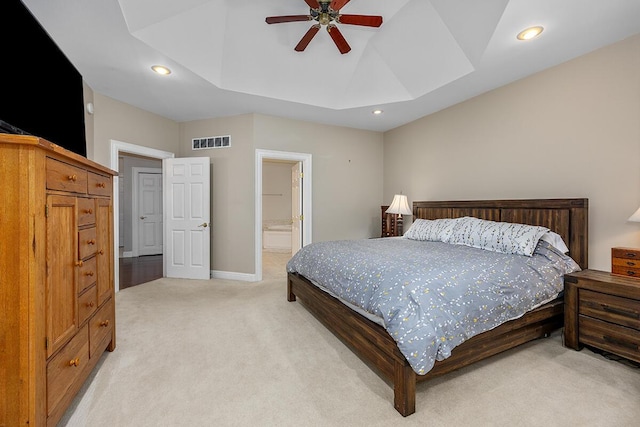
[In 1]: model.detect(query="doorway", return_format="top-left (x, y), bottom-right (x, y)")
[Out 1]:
top-left (255, 149), bottom-right (312, 282)
top-left (110, 140), bottom-right (174, 292)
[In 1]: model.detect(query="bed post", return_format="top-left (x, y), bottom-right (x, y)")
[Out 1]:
top-left (287, 276), bottom-right (296, 302)
top-left (394, 359), bottom-right (416, 416)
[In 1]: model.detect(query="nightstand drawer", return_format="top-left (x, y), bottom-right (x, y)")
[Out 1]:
top-left (579, 316), bottom-right (640, 363)
top-left (579, 289), bottom-right (640, 330)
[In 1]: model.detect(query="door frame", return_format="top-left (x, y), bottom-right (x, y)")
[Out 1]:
top-left (131, 167), bottom-right (163, 257)
top-left (255, 149), bottom-right (312, 282)
top-left (110, 140), bottom-right (174, 292)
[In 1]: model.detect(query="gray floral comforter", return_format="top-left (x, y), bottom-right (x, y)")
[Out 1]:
top-left (286, 238), bottom-right (580, 375)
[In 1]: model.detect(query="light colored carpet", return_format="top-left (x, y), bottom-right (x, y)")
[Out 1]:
top-left (60, 269), bottom-right (640, 426)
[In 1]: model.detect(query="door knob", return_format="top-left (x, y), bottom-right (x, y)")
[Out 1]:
top-left (140, 216), bottom-right (147, 219)
top-left (199, 222), bottom-right (208, 228)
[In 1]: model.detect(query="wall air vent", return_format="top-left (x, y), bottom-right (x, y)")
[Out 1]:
top-left (192, 135), bottom-right (231, 150)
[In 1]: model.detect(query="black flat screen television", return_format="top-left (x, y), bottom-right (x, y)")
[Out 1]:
top-left (0, 0), bottom-right (87, 157)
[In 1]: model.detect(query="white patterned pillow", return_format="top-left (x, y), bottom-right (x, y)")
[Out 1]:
top-left (448, 217), bottom-right (549, 256)
top-left (403, 218), bottom-right (460, 242)
top-left (540, 231), bottom-right (570, 254)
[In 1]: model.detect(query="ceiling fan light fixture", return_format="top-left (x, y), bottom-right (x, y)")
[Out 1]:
top-left (151, 65), bottom-right (172, 75)
top-left (517, 26), bottom-right (544, 41)
top-left (372, 109), bottom-right (383, 115)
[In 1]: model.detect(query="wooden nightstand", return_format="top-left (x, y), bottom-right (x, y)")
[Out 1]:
top-left (612, 247), bottom-right (640, 278)
top-left (381, 205), bottom-right (403, 237)
top-left (564, 270), bottom-right (640, 363)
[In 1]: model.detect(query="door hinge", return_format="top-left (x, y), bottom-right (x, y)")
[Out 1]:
top-left (300, 172), bottom-right (304, 179)
top-left (299, 215), bottom-right (304, 221)
top-left (45, 204), bottom-right (49, 218)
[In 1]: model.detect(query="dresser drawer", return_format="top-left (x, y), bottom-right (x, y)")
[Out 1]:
top-left (78, 198), bottom-right (96, 226)
top-left (46, 157), bottom-right (88, 194)
top-left (579, 289), bottom-right (640, 330)
top-left (47, 325), bottom-right (90, 416)
top-left (579, 316), bottom-right (640, 363)
top-left (612, 264), bottom-right (640, 278)
top-left (78, 227), bottom-right (97, 259)
top-left (611, 247), bottom-right (640, 260)
top-left (88, 172), bottom-right (112, 196)
top-left (78, 285), bottom-right (98, 325)
top-left (78, 256), bottom-right (97, 293)
top-left (90, 298), bottom-right (115, 358)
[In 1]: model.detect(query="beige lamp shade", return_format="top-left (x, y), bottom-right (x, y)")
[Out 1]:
top-left (628, 207), bottom-right (640, 222)
top-left (386, 194), bottom-right (412, 216)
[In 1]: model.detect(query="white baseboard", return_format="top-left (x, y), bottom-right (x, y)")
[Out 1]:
top-left (210, 270), bottom-right (258, 282)
top-left (122, 251), bottom-right (133, 258)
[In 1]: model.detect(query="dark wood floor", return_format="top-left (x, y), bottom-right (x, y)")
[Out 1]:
top-left (119, 255), bottom-right (163, 290)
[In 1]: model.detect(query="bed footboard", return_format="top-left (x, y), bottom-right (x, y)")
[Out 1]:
top-left (287, 272), bottom-right (564, 416)
top-left (288, 272), bottom-right (417, 416)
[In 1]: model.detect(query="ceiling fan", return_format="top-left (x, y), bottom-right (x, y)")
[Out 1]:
top-left (265, 0), bottom-right (383, 54)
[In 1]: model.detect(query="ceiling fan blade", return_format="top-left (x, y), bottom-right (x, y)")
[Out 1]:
top-left (304, 0), bottom-right (320, 8)
top-left (330, 0), bottom-right (351, 11)
top-left (327, 25), bottom-right (351, 54)
top-left (338, 14), bottom-right (383, 27)
top-left (295, 25), bottom-right (321, 51)
top-left (266, 15), bottom-right (311, 24)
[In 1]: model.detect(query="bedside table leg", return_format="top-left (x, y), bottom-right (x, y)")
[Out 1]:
top-left (563, 281), bottom-right (581, 350)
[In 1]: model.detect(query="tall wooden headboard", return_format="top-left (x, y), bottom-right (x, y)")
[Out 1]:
top-left (413, 198), bottom-right (589, 269)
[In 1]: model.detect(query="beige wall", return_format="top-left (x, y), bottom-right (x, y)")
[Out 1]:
top-left (178, 113), bottom-right (384, 275)
top-left (178, 115), bottom-right (255, 274)
top-left (384, 34), bottom-right (640, 271)
top-left (88, 92), bottom-right (179, 168)
top-left (263, 162), bottom-right (293, 222)
top-left (254, 114), bottom-right (384, 242)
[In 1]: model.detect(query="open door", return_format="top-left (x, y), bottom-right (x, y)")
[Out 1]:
top-left (291, 162), bottom-right (302, 255)
top-left (163, 157), bottom-right (210, 280)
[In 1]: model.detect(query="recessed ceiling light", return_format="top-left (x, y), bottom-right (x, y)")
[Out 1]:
top-left (517, 26), bottom-right (544, 41)
top-left (372, 109), bottom-right (383, 115)
top-left (151, 65), bottom-right (172, 75)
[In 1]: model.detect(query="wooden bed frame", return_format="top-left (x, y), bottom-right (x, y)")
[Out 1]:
top-left (287, 198), bottom-right (588, 416)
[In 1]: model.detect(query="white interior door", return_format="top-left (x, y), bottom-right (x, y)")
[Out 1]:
top-left (163, 157), bottom-right (211, 280)
top-left (137, 172), bottom-right (163, 256)
top-left (291, 162), bottom-right (302, 254)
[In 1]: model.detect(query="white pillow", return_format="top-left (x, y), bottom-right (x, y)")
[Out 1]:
top-left (448, 217), bottom-right (549, 257)
top-left (540, 231), bottom-right (570, 254)
top-left (403, 218), bottom-right (460, 242)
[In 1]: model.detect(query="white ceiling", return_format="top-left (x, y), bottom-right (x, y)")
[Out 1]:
top-left (22, 0), bottom-right (640, 132)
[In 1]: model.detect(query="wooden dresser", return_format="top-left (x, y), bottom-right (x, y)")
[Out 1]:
top-left (0, 134), bottom-right (117, 426)
top-left (564, 269), bottom-right (640, 364)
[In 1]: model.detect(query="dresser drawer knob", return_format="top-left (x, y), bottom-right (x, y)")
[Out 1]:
top-left (85, 271), bottom-right (94, 277)
top-left (626, 253), bottom-right (637, 258)
top-left (86, 302), bottom-right (95, 308)
top-left (67, 174), bottom-right (77, 182)
top-left (68, 358), bottom-right (80, 367)
top-left (99, 249), bottom-right (104, 255)
top-left (75, 260), bottom-right (83, 267)
top-left (627, 271), bottom-right (636, 276)
top-left (87, 239), bottom-right (96, 245)
top-left (85, 208), bottom-right (93, 214)
top-left (97, 182), bottom-right (106, 188)
top-left (100, 320), bottom-right (110, 327)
